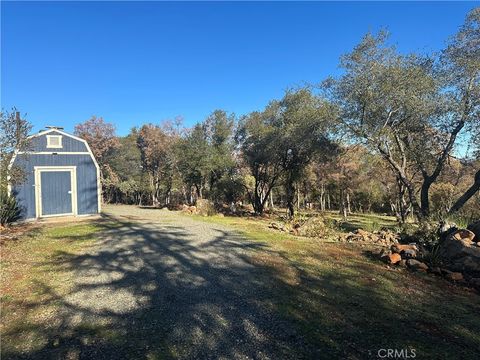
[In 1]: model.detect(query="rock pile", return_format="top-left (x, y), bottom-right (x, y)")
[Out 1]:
top-left (181, 204), bottom-right (197, 214)
top-left (179, 200), bottom-right (217, 216)
top-left (268, 216), bottom-right (326, 236)
top-left (380, 244), bottom-right (419, 265)
top-left (269, 222), bottom-right (287, 232)
top-left (380, 227), bottom-right (480, 290)
top-left (294, 217), bottom-right (328, 237)
top-left (344, 229), bottom-right (399, 247)
top-left (438, 228), bottom-right (480, 275)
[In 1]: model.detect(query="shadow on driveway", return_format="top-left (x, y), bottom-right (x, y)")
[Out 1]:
top-left (4, 211), bottom-right (480, 359)
top-left (4, 213), bottom-right (309, 359)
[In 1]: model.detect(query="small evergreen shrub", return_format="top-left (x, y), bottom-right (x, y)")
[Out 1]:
top-left (422, 243), bottom-right (443, 268)
top-left (0, 192), bottom-right (21, 226)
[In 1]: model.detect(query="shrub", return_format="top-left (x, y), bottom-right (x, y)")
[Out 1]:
top-left (421, 243), bottom-right (443, 268)
top-left (401, 221), bottom-right (440, 248)
top-left (445, 216), bottom-right (469, 230)
top-left (296, 216), bottom-right (335, 238)
top-left (0, 192), bottom-right (21, 226)
top-left (365, 219), bottom-right (381, 233)
top-left (196, 199), bottom-right (216, 216)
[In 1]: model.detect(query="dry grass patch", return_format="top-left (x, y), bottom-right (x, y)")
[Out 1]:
top-left (0, 221), bottom-right (104, 356)
top-left (195, 213), bottom-right (480, 359)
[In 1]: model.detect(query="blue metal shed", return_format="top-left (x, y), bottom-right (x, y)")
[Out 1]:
top-left (9, 128), bottom-right (101, 220)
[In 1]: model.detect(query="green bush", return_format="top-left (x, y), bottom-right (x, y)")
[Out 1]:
top-left (401, 221), bottom-right (439, 248)
top-left (364, 219), bottom-right (381, 233)
top-left (0, 192), bottom-right (21, 226)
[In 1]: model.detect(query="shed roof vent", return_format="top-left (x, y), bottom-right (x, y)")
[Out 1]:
top-left (45, 126), bottom-right (64, 130)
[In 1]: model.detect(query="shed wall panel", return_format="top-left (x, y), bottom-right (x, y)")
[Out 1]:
top-left (29, 131), bottom-right (88, 152)
top-left (12, 153), bottom-right (98, 219)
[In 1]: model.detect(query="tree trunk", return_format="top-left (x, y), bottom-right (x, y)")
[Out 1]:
top-left (285, 177), bottom-right (295, 218)
top-left (320, 183), bottom-right (326, 211)
top-left (346, 192), bottom-right (351, 214)
top-left (377, 141), bottom-right (423, 220)
top-left (252, 177), bottom-right (275, 215)
top-left (420, 176), bottom-right (434, 218)
top-left (296, 185), bottom-right (300, 211)
top-left (339, 189), bottom-right (347, 219)
top-left (253, 190), bottom-right (264, 215)
top-left (449, 169), bottom-right (480, 214)
top-left (396, 177), bottom-right (408, 223)
top-left (194, 183), bottom-right (202, 199)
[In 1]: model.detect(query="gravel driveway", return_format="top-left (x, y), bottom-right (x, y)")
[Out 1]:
top-left (42, 205), bottom-right (309, 360)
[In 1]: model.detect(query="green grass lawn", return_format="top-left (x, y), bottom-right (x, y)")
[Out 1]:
top-left (195, 213), bottom-right (480, 359)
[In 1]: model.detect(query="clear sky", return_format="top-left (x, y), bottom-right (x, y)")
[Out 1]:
top-left (1, 1), bottom-right (478, 135)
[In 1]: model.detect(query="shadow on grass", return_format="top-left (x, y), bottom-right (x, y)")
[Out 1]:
top-left (2, 213), bottom-right (480, 359)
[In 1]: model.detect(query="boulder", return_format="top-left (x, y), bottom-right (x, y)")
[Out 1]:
top-left (452, 256), bottom-right (480, 273)
top-left (391, 244), bottom-right (418, 254)
top-left (387, 253), bottom-right (402, 265)
top-left (399, 259), bottom-right (407, 267)
top-left (438, 233), bottom-right (480, 274)
top-left (445, 272), bottom-right (464, 281)
top-left (402, 249), bottom-right (417, 259)
top-left (452, 229), bottom-right (476, 242)
top-left (269, 222), bottom-right (286, 232)
top-left (406, 259), bottom-right (429, 272)
top-left (467, 221), bottom-right (480, 240)
top-left (181, 204), bottom-right (197, 214)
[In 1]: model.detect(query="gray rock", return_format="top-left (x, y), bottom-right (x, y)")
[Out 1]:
top-left (467, 220), bottom-right (480, 241)
top-left (445, 272), bottom-right (464, 281)
top-left (406, 259), bottom-right (429, 271)
top-left (438, 233), bottom-right (480, 274)
top-left (402, 249), bottom-right (417, 259)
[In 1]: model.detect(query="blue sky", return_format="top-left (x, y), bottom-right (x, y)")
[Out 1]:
top-left (1, 1), bottom-right (478, 135)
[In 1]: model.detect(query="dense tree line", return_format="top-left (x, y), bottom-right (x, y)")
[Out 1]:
top-left (2, 8), bottom-right (479, 223)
